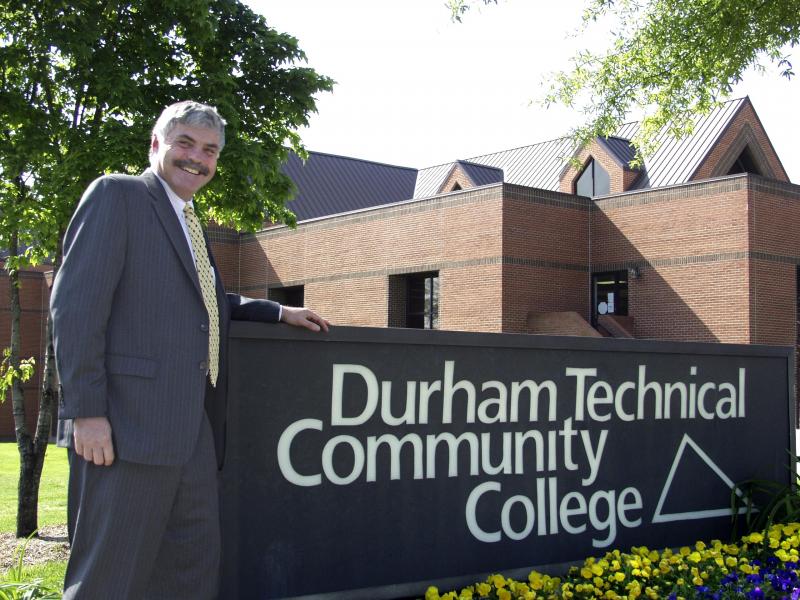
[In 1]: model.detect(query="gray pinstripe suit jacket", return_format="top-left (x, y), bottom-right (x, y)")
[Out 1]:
top-left (51, 169), bottom-right (280, 467)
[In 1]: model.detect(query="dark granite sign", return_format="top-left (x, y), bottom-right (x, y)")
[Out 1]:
top-left (220, 325), bottom-right (795, 599)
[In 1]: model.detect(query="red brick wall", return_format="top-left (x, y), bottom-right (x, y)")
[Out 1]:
top-left (748, 178), bottom-right (800, 346)
top-left (241, 186), bottom-right (506, 331)
top-left (208, 224), bottom-right (241, 294)
top-left (592, 177), bottom-right (752, 342)
top-left (501, 186), bottom-right (591, 331)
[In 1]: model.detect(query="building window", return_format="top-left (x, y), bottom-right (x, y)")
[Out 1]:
top-left (575, 158), bottom-right (610, 197)
top-left (450, 182), bottom-right (462, 191)
top-left (727, 146), bottom-right (762, 176)
top-left (388, 272), bottom-right (439, 329)
top-left (268, 285), bottom-right (304, 307)
top-left (591, 271), bottom-right (628, 325)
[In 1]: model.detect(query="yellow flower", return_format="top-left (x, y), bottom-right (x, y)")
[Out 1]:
top-left (426, 586), bottom-right (441, 600)
top-left (692, 576), bottom-right (703, 586)
top-left (591, 563), bottom-right (604, 576)
top-left (687, 552), bottom-right (702, 563)
top-left (725, 556), bottom-right (737, 567)
top-left (458, 587), bottom-right (473, 599)
top-left (528, 572), bottom-right (544, 590)
top-left (613, 572), bottom-right (626, 582)
top-left (497, 589), bottom-right (511, 600)
top-left (747, 532), bottom-right (764, 544)
top-left (476, 583), bottom-right (491, 596)
top-left (491, 574), bottom-right (507, 589)
top-left (510, 582), bottom-right (530, 595)
top-left (581, 567), bottom-right (594, 579)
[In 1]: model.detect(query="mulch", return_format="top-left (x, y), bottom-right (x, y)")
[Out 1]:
top-left (0, 524), bottom-right (70, 571)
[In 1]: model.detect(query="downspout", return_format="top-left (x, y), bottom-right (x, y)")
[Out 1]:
top-left (749, 176), bottom-right (756, 344)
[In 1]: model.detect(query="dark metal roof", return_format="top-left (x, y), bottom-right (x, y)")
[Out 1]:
top-left (459, 161), bottom-right (504, 186)
top-left (283, 97), bottom-right (749, 216)
top-left (413, 162), bottom-right (452, 198)
top-left (281, 152), bottom-right (418, 221)
top-left (413, 160), bottom-right (503, 197)
top-left (416, 98), bottom-right (745, 196)
top-left (461, 136), bottom-right (578, 193)
top-left (597, 136), bottom-right (639, 169)
top-left (616, 98), bottom-right (745, 189)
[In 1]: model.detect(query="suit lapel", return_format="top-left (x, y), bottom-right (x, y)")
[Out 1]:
top-left (142, 169), bottom-right (204, 299)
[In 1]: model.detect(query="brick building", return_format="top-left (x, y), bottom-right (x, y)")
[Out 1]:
top-left (2, 96), bottom-right (798, 437)
top-left (219, 97), bottom-right (797, 349)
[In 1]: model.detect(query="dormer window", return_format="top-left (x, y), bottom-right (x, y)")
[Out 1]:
top-left (451, 182), bottom-right (462, 191)
top-left (575, 158), bottom-right (610, 197)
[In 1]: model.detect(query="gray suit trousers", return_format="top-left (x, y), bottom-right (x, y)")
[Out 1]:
top-left (63, 415), bottom-right (220, 600)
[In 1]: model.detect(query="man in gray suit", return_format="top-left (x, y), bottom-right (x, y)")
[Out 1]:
top-left (50, 100), bottom-right (329, 599)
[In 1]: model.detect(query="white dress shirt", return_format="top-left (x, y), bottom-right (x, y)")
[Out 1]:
top-left (153, 173), bottom-right (282, 321)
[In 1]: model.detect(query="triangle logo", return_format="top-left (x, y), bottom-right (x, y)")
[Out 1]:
top-left (652, 433), bottom-right (752, 524)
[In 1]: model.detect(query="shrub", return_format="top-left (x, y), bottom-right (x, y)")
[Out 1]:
top-left (0, 535), bottom-right (62, 600)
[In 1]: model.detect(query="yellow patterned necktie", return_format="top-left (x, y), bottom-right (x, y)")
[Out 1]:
top-left (183, 203), bottom-right (220, 387)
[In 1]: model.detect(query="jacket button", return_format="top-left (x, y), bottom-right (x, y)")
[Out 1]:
top-left (200, 323), bottom-right (208, 332)
top-left (199, 360), bottom-right (208, 371)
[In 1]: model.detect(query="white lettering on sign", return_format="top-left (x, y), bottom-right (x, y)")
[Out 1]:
top-left (276, 360), bottom-right (749, 544)
top-left (464, 479), bottom-right (643, 548)
top-left (568, 366), bottom-right (745, 422)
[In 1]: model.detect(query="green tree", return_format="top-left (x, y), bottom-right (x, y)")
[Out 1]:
top-left (0, 0), bottom-right (333, 537)
top-left (449, 0), bottom-right (800, 160)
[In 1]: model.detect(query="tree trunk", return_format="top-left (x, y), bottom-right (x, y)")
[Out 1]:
top-left (7, 183), bottom-right (52, 538)
top-left (17, 311), bottom-right (57, 537)
top-left (16, 436), bottom-right (47, 538)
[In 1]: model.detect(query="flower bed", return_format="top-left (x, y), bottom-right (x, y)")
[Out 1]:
top-left (424, 523), bottom-right (800, 599)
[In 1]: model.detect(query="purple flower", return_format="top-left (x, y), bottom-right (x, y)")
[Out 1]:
top-left (722, 572), bottom-right (739, 585)
top-left (747, 586), bottom-right (765, 599)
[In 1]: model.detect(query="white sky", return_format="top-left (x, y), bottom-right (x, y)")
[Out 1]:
top-left (251, 0), bottom-right (800, 182)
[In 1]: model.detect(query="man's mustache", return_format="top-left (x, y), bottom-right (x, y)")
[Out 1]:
top-left (173, 159), bottom-right (210, 176)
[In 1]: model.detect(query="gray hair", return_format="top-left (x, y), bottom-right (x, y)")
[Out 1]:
top-left (151, 100), bottom-right (227, 150)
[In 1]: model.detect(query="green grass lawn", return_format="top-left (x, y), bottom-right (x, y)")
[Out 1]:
top-left (0, 558), bottom-right (65, 594)
top-left (0, 443), bottom-right (68, 534)
top-left (1, 442), bottom-right (68, 595)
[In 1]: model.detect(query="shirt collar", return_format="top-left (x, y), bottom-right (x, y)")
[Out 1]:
top-left (153, 172), bottom-right (194, 215)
